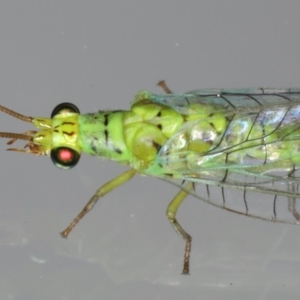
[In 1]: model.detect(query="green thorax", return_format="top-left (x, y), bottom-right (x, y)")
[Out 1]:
top-left (77, 90), bottom-right (227, 173)
top-left (77, 97), bottom-right (185, 170)
top-left (78, 111), bottom-right (132, 163)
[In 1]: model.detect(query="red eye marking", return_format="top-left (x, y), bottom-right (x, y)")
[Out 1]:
top-left (58, 148), bottom-right (73, 162)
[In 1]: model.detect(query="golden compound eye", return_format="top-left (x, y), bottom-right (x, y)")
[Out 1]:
top-left (51, 102), bottom-right (80, 118)
top-left (50, 147), bottom-right (80, 169)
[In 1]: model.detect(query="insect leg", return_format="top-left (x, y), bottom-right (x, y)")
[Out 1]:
top-left (157, 80), bottom-right (173, 94)
top-left (288, 183), bottom-right (300, 220)
top-left (288, 198), bottom-right (300, 220)
top-left (166, 182), bottom-right (194, 274)
top-left (60, 168), bottom-right (137, 237)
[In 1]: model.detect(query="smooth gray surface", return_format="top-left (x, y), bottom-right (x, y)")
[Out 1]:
top-left (0, 1), bottom-right (300, 299)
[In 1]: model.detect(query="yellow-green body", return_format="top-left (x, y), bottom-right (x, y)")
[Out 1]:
top-left (77, 96), bottom-right (185, 172)
top-left (3, 85), bottom-right (300, 274)
top-left (35, 89), bottom-right (300, 183)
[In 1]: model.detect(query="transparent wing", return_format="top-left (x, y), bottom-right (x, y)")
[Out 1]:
top-left (150, 88), bottom-right (300, 224)
top-left (151, 88), bottom-right (300, 113)
top-left (160, 175), bottom-right (300, 225)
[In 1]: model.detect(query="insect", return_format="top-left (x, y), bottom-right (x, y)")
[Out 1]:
top-left (1, 81), bottom-right (300, 274)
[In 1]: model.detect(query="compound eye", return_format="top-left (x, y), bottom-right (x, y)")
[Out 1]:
top-left (50, 147), bottom-right (80, 169)
top-left (51, 103), bottom-right (80, 118)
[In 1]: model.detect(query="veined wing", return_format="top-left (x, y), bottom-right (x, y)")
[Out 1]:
top-left (155, 149), bottom-right (300, 224)
top-left (149, 89), bottom-right (300, 224)
top-left (160, 174), bottom-right (300, 225)
top-left (151, 88), bottom-right (300, 114)
top-left (154, 103), bottom-right (300, 182)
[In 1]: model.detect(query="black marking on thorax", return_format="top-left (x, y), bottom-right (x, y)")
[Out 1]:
top-left (62, 131), bottom-right (75, 136)
top-left (104, 124), bottom-right (123, 155)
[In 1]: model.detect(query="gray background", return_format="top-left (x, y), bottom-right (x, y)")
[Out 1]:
top-left (0, 1), bottom-right (299, 300)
